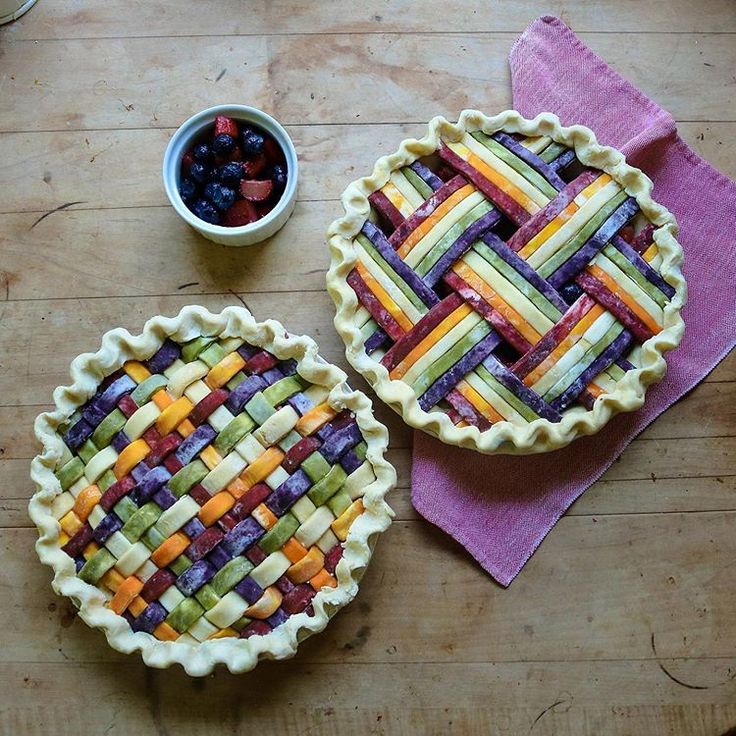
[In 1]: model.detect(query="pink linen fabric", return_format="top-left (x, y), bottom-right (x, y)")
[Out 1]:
top-left (411, 16), bottom-right (736, 586)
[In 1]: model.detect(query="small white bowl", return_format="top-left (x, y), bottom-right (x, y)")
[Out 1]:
top-left (163, 104), bottom-right (299, 247)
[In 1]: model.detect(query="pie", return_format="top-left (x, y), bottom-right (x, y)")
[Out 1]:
top-left (327, 110), bottom-right (686, 453)
top-left (29, 306), bottom-right (395, 674)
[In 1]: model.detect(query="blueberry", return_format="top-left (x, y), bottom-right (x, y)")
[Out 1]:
top-left (179, 178), bottom-right (197, 202)
top-left (242, 128), bottom-right (265, 155)
top-left (271, 164), bottom-right (288, 191)
top-left (559, 283), bottom-right (584, 305)
top-left (190, 198), bottom-right (221, 225)
top-left (218, 162), bottom-right (244, 187)
top-left (190, 162), bottom-right (211, 184)
top-left (193, 143), bottom-right (213, 162)
top-left (204, 182), bottom-right (236, 211)
top-left (213, 133), bottom-right (236, 155)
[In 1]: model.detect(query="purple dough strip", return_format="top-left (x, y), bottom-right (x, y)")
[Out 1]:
top-left (265, 469), bottom-right (312, 516)
top-left (364, 327), bottom-right (390, 354)
top-left (82, 375), bottom-right (136, 427)
top-left (182, 517), bottom-right (206, 539)
top-left (408, 161), bottom-right (444, 191)
top-left (175, 424), bottom-right (216, 465)
top-left (111, 431), bottom-right (131, 453)
top-left (130, 466), bottom-right (171, 505)
top-left (491, 131), bottom-right (566, 191)
top-left (152, 485), bottom-right (177, 510)
top-left (221, 516), bottom-right (265, 557)
top-left (423, 208), bottom-right (502, 287)
top-left (482, 355), bottom-right (562, 422)
top-left (267, 608), bottom-right (289, 629)
top-left (617, 357), bottom-right (636, 372)
top-left (130, 461), bottom-right (150, 483)
top-left (99, 369), bottom-right (124, 391)
top-left (275, 575), bottom-right (295, 595)
top-left (237, 343), bottom-right (259, 360)
top-left (611, 235), bottom-right (676, 299)
top-left (146, 340), bottom-right (181, 374)
top-left (479, 232), bottom-right (568, 313)
top-left (280, 359), bottom-right (298, 376)
top-left (226, 374), bottom-right (267, 413)
top-left (417, 331), bottom-right (502, 411)
top-left (340, 448), bottom-right (363, 474)
top-left (319, 422), bottom-right (362, 463)
top-left (234, 576), bottom-right (263, 605)
top-left (175, 560), bottom-right (216, 596)
top-left (63, 418), bottom-right (93, 451)
top-left (549, 149), bottom-right (577, 172)
top-left (74, 556), bottom-right (86, 573)
top-left (362, 220), bottom-right (440, 308)
top-left (262, 367), bottom-right (284, 385)
top-left (547, 197), bottom-right (639, 288)
top-left (550, 329), bottom-right (634, 412)
top-left (207, 544), bottom-right (232, 570)
top-left (288, 392), bottom-right (313, 416)
top-left (131, 601), bottom-right (167, 634)
top-left (506, 170), bottom-right (599, 252)
top-left (92, 512), bottom-right (122, 544)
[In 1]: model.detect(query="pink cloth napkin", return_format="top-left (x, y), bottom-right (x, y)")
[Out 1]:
top-left (411, 16), bottom-right (736, 586)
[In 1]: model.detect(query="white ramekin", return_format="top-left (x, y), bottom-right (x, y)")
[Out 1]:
top-left (163, 104), bottom-right (299, 247)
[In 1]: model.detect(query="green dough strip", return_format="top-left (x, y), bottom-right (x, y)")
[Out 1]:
top-left (263, 375), bottom-right (306, 407)
top-left (121, 502), bottom-right (162, 542)
top-left (402, 165), bottom-right (435, 200)
top-left (165, 597), bottom-right (204, 633)
top-left (471, 131), bottom-right (559, 199)
top-left (113, 495), bottom-right (138, 523)
top-left (415, 200), bottom-right (495, 277)
top-left (130, 375), bottom-right (168, 406)
top-left (307, 464), bottom-right (347, 506)
top-left (226, 372), bottom-right (247, 391)
top-left (77, 439), bottom-right (99, 464)
top-left (211, 556), bottom-right (254, 596)
top-left (301, 451), bottom-right (331, 483)
top-left (244, 392), bottom-right (276, 425)
top-left (168, 460), bottom-right (208, 497)
top-left (474, 364), bottom-right (540, 422)
top-left (195, 584), bottom-right (220, 610)
top-left (601, 244), bottom-right (669, 308)
top-left (97, 469), bottom-right (117, 493)
top-left (538, 190), bottom-right (628, 278)
top-left (142, 525), bottom-right (166, 551)
top-left (78, 548), bottom-right (116, 584)
top-left (213, 413), bottom-right (255, 455)
top-left (181, 336), bottom-right (216, 362)
top-left (539, 141), bottom-right (568, 163)
top-left (410, 321), bottom-right (492, 398)
top-left (91, 408), bottom-right (127, 448)
top-left (169, 555), bottom-right (192, 576)
top-left (258, 513), bottom-right (300, 555)
top-left (327, 488), bottom-right (352, 517)
top-left (199, 342), bottom-right (227, 368)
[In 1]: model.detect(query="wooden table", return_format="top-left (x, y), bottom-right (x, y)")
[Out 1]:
top-left (1, 2), bottom-right (735, 734)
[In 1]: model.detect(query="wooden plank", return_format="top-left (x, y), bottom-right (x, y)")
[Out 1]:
top-left (2, 662), bottom-right (736, 736)
top-left (6, 0), bottom-right (736, 38)
top-left (1, 34), bottom-right (734, 132)
top-left (1, 122), bottom-right (734, 215)
top-left (5, 511), bottom-right (736, 665)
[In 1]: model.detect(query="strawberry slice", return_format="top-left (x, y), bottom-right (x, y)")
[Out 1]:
top-left (214, 115), bottom-right (239, 139)
top-left (241, 153), bottom-right (267, 179)
top-left (240, 179), bottom-right (273, 202)
top-left (263, 136), bottom-right (285, 164)
top-left (181, 150), bottom-right (195, 172)
top-left (222, 199), bottom-right (258, 227)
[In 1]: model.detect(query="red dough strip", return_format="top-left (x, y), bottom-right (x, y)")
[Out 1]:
top-left (100, 475), bottom-right (136, 512)
top-left (445, 389), bottom-right (493, 431)
top-left (62, 523), bottom-right (94, 557)
top-left (380, 293), bottom-right (464, 372)
top-left (511, 295), bottom-right (597, 379)
top-left (388, 175), bottom-right (467, 248)
top-left (346, 268), bottom-right (406, 342)
top-left (230, 483), bottom-right (272, 521)
top-left (146, 433), bottom-right (182, 467)
top-left (443, 271), bottom-right (533, 355)
top-left (189, 389), bottom-right (228, 426)
top-left (575, 271), bottom-right (654, 343)
top-left (140, 569), bottom-right (176, 602)
top-left (186, 526), bottom-right (224, 562)
top-left (438, 143), bottom-right (530, 226)
top-left (631, 223), bottom-right (656, 254)
top-left (246, 351), bottom-right (279, 375)
top-left (282, 436), bottom-right (321, 473)
top-left (506, 170), bottom-right (600, 252)
top-left (368, 190), bottom-right (404, 232)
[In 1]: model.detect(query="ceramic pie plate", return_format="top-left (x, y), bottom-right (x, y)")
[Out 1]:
top-left (29, 305), bottom-right (395, 675)
top-left (327, 110), bottom-right (686, 454)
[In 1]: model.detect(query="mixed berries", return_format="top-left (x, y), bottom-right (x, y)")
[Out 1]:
top-left (179, 115), bottom-right (288, 227)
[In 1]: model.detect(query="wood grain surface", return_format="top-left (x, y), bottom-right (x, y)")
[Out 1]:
top-left (1, 2), bottom-right (734, 734)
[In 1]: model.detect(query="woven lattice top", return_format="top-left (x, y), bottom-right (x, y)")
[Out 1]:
top-left (52, 335), bottom-right (373, 644)
top-left (343, 127), bottom-right (676, 431)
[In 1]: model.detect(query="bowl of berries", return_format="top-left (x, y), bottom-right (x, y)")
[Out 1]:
top-left (163, 104), bottom-right (298, 246)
